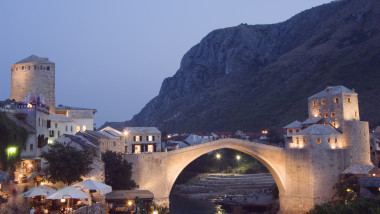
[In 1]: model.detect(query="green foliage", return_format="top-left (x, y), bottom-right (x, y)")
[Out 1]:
top-left (333, 174), bottom-right (360, 202)
top-left (101, 151), bottom-right (136, 190)
top-left (0, 112), bottom-right (28, 171)
top-left (41, 143), bottom-right (93, 185)
top-left (308, 195), bottom-right (380, 214)
top-left (267, 128), bottom-right (284, 144)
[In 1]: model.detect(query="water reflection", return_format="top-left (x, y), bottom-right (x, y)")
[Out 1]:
top-left (170, 196), bottom-right (228, 214)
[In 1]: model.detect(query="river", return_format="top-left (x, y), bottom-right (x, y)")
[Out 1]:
top-left (170, 195), bottom-right (228, 214)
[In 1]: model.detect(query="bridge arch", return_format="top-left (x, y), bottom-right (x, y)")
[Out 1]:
top-left (166, 138), bottom-right (286, 196)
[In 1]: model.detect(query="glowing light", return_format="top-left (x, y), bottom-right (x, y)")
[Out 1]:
top-left (18, 174), bottom-right (23, 178)
top-left (216, 153), bottom-right (221, 159)
top-left (372, 173), bottom-right (376, 177)
top-left (48, 139), bottom-right (53, 144)
top-left (41, 182), bottom-right (45, 185)
top-left (127, 200), bottom-right (133, 206)
top-left (346, 188), bottom-right (353, 192)
top-left (7, 147), bottom-right (17, 157)
top-left (28, 164), bottom-right (33, 168)
top-left (61, 198), bottom-right (66, 202)
top-left (261, 130), bottom-right (268, 135)
top-left (167, 135), bottom-right (171, 139)
top-left (27, 103), bottom-right (32, 108)
top-left (236, 155), bottom-right (241, 161)
top-left (152, 211), bottom-right (158, 214)
top-left (123, 131), bottom-right (129, 136)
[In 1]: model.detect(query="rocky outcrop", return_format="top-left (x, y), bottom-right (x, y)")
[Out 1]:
top-left (103, 0), bottom-right (380, 132)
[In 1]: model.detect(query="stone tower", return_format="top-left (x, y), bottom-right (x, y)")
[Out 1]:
top-left (10, 55), bottom-right (55, 112)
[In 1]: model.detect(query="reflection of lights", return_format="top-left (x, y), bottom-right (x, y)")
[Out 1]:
top-left (216, 153), bottom-right (221, 159)
top-left (61, 198), bottom-right (66, 202)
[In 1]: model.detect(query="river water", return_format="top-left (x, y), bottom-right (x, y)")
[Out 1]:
top-left (170, 196), bottom-right (228, 214)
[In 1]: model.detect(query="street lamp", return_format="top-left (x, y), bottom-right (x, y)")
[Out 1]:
top-left (7, 147), bottom-right (17, 157)
top-left (236, 155), bottom-right (241, 164)
top-left (216, 153), bottom-right (221, 172)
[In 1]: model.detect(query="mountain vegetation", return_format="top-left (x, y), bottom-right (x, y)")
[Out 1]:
top-left (103, 0), bottom-right (380, 133)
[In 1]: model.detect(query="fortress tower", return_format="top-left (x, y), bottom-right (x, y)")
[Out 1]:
top-left (10, 55), bottom-right (55, 112)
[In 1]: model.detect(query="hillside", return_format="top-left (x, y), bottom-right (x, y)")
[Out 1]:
top-left (102, 0), bottom-right (380, 132)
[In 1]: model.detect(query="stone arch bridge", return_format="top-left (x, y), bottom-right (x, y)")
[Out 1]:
top-left (125, 137), bottom-right (371, 213)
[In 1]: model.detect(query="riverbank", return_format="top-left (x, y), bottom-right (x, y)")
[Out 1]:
top-left (171, 173), bottom-right (279, 213)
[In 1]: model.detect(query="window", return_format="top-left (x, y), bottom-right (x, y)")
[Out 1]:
top-left (38, 118), bottom-right (41, 126)
top-left (355, 111), bottom-right (358, 117)
top-left (328, 138), bottom-right (331, 143)
top-left (288, 129), bottom-right (293, 135)
top-left (55, 123), bottom-right (57, 128)
top-left (303, 139), bottom-right (306, 144)
top-left (331, 112), bottom-right (335, 118)
top-left (134, 136), bottom-right (142, 142)
top-left (30, 144), bottom-right (33, 151)
top-left (335, 97), bottom-right (339, 103)
top-left (83, 125), bottom-right (87, 132)
top-left (316, 138), bottom-right (321, 144)
top-left (71, 126), bottom-right (73, 132)
top-left (332, 122), bottom-right (336, 128)
top-left (22, 66), bottom-right (24, 70)
top-left (295, 129), bottom-right (299, 133)
top-left (148, 145), bottom-right (154, 152)
top-left (347, 97), bottom-right (351, 103)
top-left (47, 120), bottom-right (51, 128)
top-left (148, 135), bottom-right (154, 141)
top-left (296, 139), bottom-right (299, 144)
top-left (76, 126), bottom-right (80, 133)
top-left (49, 130), bottom-right (54, 137)
top-left (313, 100), bottom-right (317, 106)
top-left (318, 112), bottom-right (322, 117)
top-left (335, 138), bottom-right (338, 143)
top-left (325, 113), bottom-right (328, 118)
top-left (47, 66), bottom-right (50, 70)
top-left (321, 99), bottom-right (326, 105)
top-left (65, 126), bottom-right (68, 132)
top-left (125, 146), bottom-right (128, 153)
top-left (134, 145), bottom-right (141, 154)
top-left (113, 141), bottom-right (116, 147)
top-left (34, 65), bottom-right (37, 70)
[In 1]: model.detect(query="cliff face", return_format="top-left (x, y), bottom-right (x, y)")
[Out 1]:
top-left (103, 0), bottom-right (380, 132)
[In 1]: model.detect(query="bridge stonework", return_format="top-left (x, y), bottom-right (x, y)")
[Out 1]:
top-left (126, 134), bottom-right (371, 213)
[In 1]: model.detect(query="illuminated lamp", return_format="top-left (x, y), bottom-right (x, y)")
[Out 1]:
top-left (7, 147), bottom-right (17, 157)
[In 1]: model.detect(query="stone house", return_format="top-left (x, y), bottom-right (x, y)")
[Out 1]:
top-left (77, 130), bottom-right (125, 157)
top-left (48, 114), bottom-right (76, 143)
top-left (370, 126), bottom-right (380, 167)
top-left (55, 105), bottom-right (96, 133)
top-left (122, 127), bottom-right (161, 154)
top-left (185, 133), bottom-right (214, 146)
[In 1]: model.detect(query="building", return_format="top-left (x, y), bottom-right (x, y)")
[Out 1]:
top-left (370, 126), bottom-right (380, 167)
top-left (185, 133), bottom-right (214, 146)
top-left (10, 55), bottom-right (55, 113)
top-left (78, 130), bottom-right (125, 156)
top-left (283, 85), bottom-right (374, 205)
top-left (55, 105), bottom-right (96, 132)
top-left (48, 114), bottom-right (76, 143)
top-left (123, 127), bottom-right (161, 154)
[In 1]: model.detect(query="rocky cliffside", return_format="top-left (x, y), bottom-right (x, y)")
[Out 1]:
top-left (103, 0), bottom-right (380, 132)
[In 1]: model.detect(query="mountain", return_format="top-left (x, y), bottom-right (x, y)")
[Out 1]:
top-left (102, 0), bottom-right (380, 133)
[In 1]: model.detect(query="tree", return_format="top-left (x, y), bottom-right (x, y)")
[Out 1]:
top-left (41, 143), bottom-right (93, 185)
top-left (0, 112), bottom-right (28, 171)
top-left (267, 128), bottom-right (284, 144)
top-left (102, 151), bottom-right (136, 190)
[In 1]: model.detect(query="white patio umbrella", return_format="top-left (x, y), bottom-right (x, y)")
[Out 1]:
top-left (46, 186), bottom-right (90, 199)
top-left (18, 185), bottom-right (56, 198)
top-left (72, 179), bottom-right (112, 195)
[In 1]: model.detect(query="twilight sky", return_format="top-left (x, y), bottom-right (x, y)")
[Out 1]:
top-left (0, 0), bottom-right (332, 128)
